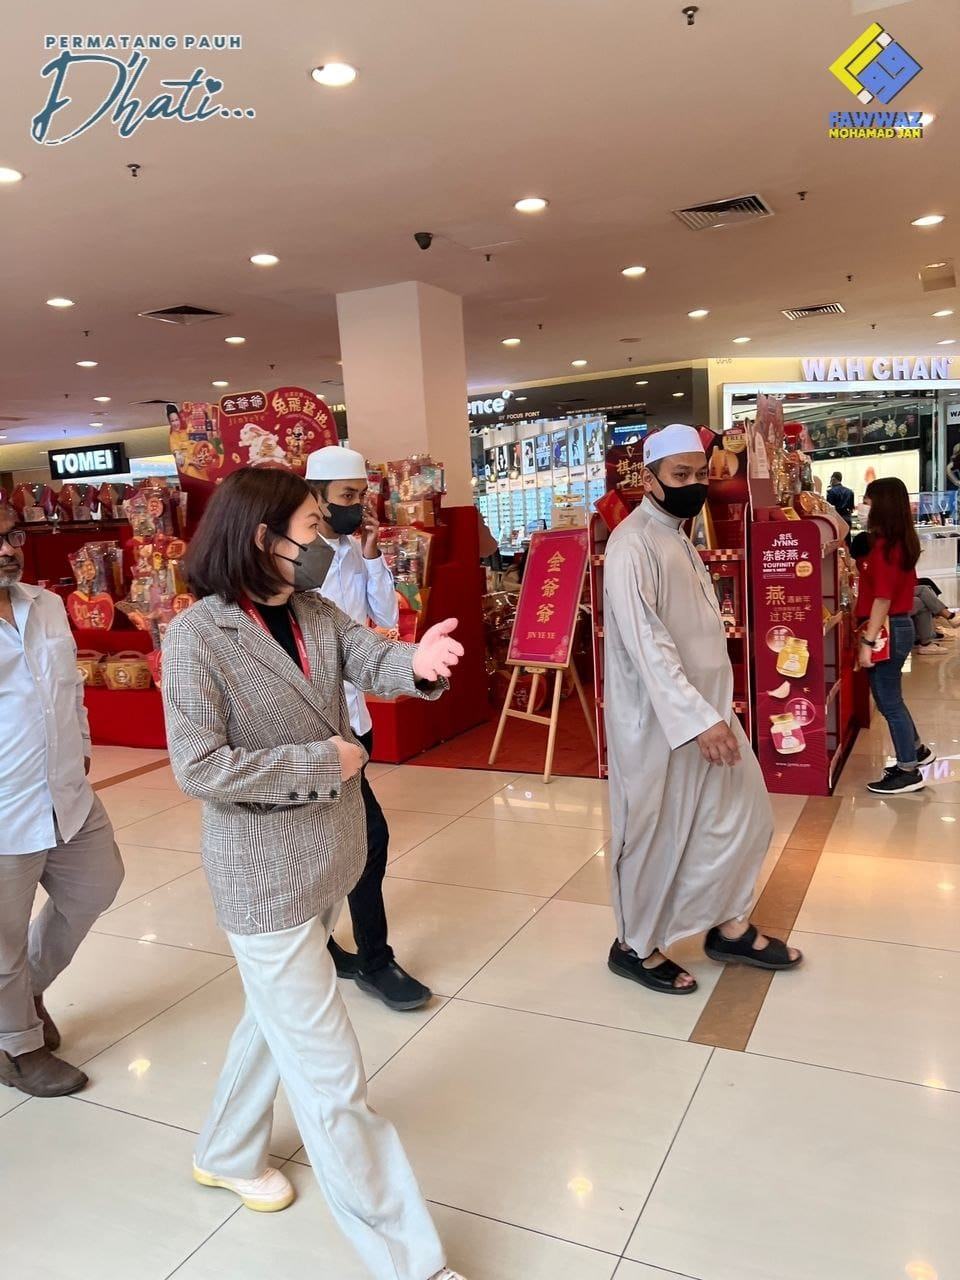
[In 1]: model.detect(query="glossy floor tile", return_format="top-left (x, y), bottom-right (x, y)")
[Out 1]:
top-left (817, 793), bottom-right (960, 858)
top-left (110, 841), bottom-right (201, 909)
top-left (381, 806), bottom-right (458, 859)
top-left (0, 1098), bottom-right (237, 1277)
top-left (93, 867), bottom-right (231, 956)
top-left (97, 780), bottom-right (193, 830)
top-left (797, 852), bottom-right (960, 951)
top-left (336, 877), bottom-right (546, 996)
top-left (175, 1163), bottom-right (619, 1280)
top-left (628, 1050), bottom-right (960, 1280)
top-left (555, 848), bottom-right (611, 905)
top-left (461, 898), bottom-right (721, 1040)
top-left (614, 1265), bottom-right (690, 1280)
top-left (88, 745), bottom-right (169, 784)
top-left (112, 796), bottom-right (204, 852)
top-left (749, 929), bottom-right (960, 1090)
top-left (370, 765), bottom-right (519, 816)
top-left (42, 930), bottom-right (233, 1068)
top-left (367, 999), bottom-right (710, 1253)
top-left (469, 775), bottom-right (611, 830)
top-left (389, 815), bottom-right (604, 896)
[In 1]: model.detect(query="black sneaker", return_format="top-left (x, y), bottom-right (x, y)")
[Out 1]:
top-left (917, 745), bottom-right (937, 767)
top-left (356, 962), bottom-right (432, 1011)
top-left (867, 767), bottom-right (926, 795)
top-left (327, 937), bottom-right (362, 979)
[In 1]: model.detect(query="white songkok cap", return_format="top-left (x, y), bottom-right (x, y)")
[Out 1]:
top-left (643, 423), bottom-right (705, 466)
top-left (305, 445), bottom-right (367, 481)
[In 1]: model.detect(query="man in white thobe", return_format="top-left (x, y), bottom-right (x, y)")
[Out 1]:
top-left (603, 425), bottom-right (802, 994)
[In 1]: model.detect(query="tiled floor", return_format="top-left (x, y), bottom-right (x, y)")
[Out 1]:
top-left (3, 651), bottom-right (958, 1279)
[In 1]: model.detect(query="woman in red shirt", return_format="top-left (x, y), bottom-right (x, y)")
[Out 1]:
top-left (855, 477), bottom-right (931, 794)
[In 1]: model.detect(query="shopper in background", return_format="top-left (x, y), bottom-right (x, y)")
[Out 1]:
top-left (826, 471), bottom-right (855, 525)
top-left (911, 577), bottom-right (959, 652)
top-left (162, 469), bottom-right (466, 1280)
top-left (305, 445), bottom-right (431, 1012)
top-left (603, 426), bottom-right (801, 995)
top-left (0, 503), bottom-right (124, 1098)
top-left (855, 477), bottom-right (933, 795)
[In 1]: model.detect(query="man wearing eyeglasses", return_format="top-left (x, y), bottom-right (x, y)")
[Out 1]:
top-left (0, 504), bottom-right (123, 1097)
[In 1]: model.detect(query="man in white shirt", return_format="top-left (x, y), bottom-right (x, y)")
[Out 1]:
top-left (0, 504), bottom-right (124, 1096)
top-left (305, 447), bottom-right (431, 1011)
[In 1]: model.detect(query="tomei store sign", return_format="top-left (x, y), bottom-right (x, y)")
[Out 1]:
top-left (49, 441), bottom-right (128, 479)
top-left (801, 356), bottom-right (954, 382)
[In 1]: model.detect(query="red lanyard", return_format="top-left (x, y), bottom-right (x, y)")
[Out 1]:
top-left (239, 596), bottom-right (312, 681)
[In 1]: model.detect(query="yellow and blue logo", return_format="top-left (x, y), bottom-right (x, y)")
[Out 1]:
top-left (829, 23), bottom-right (921, 104)
top-left (828, 23), bottom-right (925, 140)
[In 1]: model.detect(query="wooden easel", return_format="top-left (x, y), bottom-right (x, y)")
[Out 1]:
top-left (489, 656), bottom-right (596, 784)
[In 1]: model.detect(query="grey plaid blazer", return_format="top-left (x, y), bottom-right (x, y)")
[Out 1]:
top-left (161, 592), bottom-right (442, 935)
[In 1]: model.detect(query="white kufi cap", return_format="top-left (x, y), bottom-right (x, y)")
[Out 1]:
top-left (643, 423), bottom-right (705, 466)
top-left (305, 445), bottom-right (367, 481)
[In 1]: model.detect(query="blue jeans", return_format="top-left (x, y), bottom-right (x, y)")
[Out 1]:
top-left (867, 615), bottom-right (920, 768)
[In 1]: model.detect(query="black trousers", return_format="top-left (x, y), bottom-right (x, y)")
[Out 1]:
top-left (328, 729), bottom-right (393, 974)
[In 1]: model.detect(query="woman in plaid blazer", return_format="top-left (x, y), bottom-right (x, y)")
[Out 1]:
top-left (162, 468), bottom-right (467, 1280)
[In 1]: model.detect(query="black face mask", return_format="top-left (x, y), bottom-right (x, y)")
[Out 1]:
top-left (654, 481), bottom-right (709, 520)
top-left (326, 502), bottom-right (364, 537)
top-left (274, 536), bottom-right (335, 591)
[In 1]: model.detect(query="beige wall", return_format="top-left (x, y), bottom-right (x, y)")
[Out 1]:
top-left (707, 357), bottom-right (807, 427)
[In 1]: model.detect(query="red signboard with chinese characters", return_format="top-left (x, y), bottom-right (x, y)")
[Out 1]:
top-left (752, 521), bottom-right (829, 794)
top-left (507, 528), bottom-right (589, 668)
top-left (169, 385), bottom-right (339, 528)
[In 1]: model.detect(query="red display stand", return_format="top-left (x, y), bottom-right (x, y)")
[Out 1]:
top-left (74, 629), bottom-right (168, 749)
top-left (368, 505), bottom-right (488, 763)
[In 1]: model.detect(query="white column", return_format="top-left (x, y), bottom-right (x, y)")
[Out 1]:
top-left (336, 281), bottom-right (473, 505)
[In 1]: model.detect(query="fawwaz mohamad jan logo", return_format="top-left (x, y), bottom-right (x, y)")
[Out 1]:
top-left (827, 23), bottom-right (925, 141)
top-left (33, 34), bottom-right (254, 145)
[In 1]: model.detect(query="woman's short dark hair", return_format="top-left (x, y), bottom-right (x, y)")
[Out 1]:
top-left (184, 468), bottom-right (313, 602)
top-left (864, 476), bottom-right (921, 571)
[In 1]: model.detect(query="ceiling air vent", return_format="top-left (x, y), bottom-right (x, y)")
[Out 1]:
top-left (781, 303), bottom-right (846, 320)
top-left (672, 193), bottom-right (773, 231)
top-left (138, 304), bottom-right (226, 326)
top-left (133, 399), bottom-right (175, 406)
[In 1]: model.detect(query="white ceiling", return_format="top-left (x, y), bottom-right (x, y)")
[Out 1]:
top-left (1, 0), bottom-right (957, 457)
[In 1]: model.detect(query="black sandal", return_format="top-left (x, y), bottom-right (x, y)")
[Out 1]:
top-left (704, 924), bottom-right (802, 971)
top-left (608, 941), bottom-right (699, 995)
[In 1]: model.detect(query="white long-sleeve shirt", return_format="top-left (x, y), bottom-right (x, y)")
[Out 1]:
top-left (318, 537), bottom-right (399, 736)
top-left (0, 584), bottom-right (94, 854)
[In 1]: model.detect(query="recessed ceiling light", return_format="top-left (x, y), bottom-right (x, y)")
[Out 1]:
top-left (76, 360), bottom-right (98, 368)
top-left (0, 167), bottom-right (24, 184)
top-left (688, 309), bottom-right (709, 319)
top-left (310, 63), bottom-right (358, 87)
top-left (933, 309), bottom-right (954, 318)
top-left (920, 112), bottom-right (936, 127)
top-left (926, 262), bottom-right (948, 269)
top-left (212, 380), bottom-right (229, 387)
top-left (250, 253), bottom-right (279, 267)
top-left (636, 380), bottom-right (649, 386)
top-left (93, 396), bottom-right (111, 402)
top-left (514, 197), bottom-right (548, 214)
top-left (621, 265), bottom-right (647, 278)
top-left (732, 336), bottom-right (752, 344)
top-left (912, 214), bottom-right (945, 226)
top-left (571, 359), bottom-right (588, 367)
top-left (0, 435), bottom-right (7, 440)
top-left (46, 297), bottom-right (74, 308)
top-left (501, 337), bottom-right (521, 346)
top-left (937, 338), bottom-right (956, 345)
top-left (516, 396), bottom-right (528, 402)
top-left (224, 336), bottom-right (246, 345)
top-left (88, 421), bottom-right (101, 428)
top-left (673, 391), bottom-right (685, 398)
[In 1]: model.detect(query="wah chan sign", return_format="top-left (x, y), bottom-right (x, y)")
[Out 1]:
top-left (801, 356), bottom-right (953, 382)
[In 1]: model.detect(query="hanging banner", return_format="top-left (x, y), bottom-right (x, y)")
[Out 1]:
top-left (507, 528), bottom-right (589, 668)
top-left (168, 385), bottom-right (338, 524)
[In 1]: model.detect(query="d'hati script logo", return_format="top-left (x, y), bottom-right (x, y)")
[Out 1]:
top-left (32, 34), bottom-right (254, 145)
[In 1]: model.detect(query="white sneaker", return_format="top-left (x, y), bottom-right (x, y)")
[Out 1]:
top-left (193, 1162), bottom-right (295, 1212)
top-left (916, 642), bottom-right (949, 655)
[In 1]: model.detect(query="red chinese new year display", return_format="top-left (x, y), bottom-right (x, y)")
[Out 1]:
top-left (507, 528), bottom-right (590, 668)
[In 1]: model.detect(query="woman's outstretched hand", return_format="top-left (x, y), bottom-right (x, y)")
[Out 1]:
top-left (412, 618), bottom-right (464, 683)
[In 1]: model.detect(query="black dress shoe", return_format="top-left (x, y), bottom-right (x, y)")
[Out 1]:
top-left (327, 937), bottom-right (362, 979)
top-left (356, 962), bottom-right (432, 1011)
